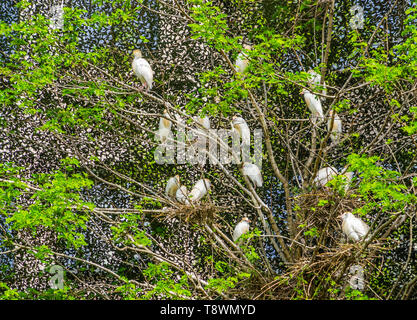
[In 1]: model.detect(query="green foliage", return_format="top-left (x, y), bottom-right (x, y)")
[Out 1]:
top-left (1, 161), bottom-right (95, 249)
top-left (141, 263), bottom-right (191, 299)
top-left (347, 153), bottom-right (416, 215)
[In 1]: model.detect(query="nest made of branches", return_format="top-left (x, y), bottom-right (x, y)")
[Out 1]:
top-left (155, 203), bottom-right (219, 225)
top-left (295, 189), bottom-right (366, 232)
top-left (256, 241), bottom-right (387, 299)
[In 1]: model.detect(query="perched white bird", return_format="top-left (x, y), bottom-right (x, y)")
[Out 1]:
top-left (132, 49), bottom-right (154, 91)
top-left (235, 44), bottom-right (252, 74)
top-left (300, 88), bottom-right (324, 123)
top-left (176, 185), bottom-right (190, 205)
top-left (156, 109), bottom-right (172, 143)
top-left (327, 110), bottom-right (342, 144)
top-left (340, 212), bottom-right (370, 242)
top-left (242, 162), bottom-right (263, 187)
top-left (165, 175), bottom-right (180, 198)
top-left (233, 217), bottom-right (251, 242)
top-left (313, 166), bottom-right (338, 188)
top-left (231, 115), bottom-right (250, 147)
top-left (189, 178), bottom-right (211, 203)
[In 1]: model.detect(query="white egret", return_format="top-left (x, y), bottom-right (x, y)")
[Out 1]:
top-left (313, 166), bottom-right (338, 188)
top-left (231, 115), bottom-right (250, 147)
top-left (340, 212), bottom-right (370, 242)
top-left (189, 178), bottom-right (211, 203)
top-left (327, 110), bottom-right (342, 144)
top-left (176, 185), bottom-right (190, 205)
top-left (156, 109), bottom-right (172, 143)
top-left (242, 162), bottom-right (263, 188)
top-left (132, 49), bottom-right (154, 91)
top-left (235, 44), bottom-right (252, 74)
top-left (165, 175), bottom-right (180, 198)
top-left (300, 88), bottom-right (324, 123)
top-left (233, 217), bottom-right (251, 242)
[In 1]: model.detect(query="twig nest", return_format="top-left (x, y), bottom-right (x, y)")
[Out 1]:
top-left (155, 203), bottom-right (218, 225)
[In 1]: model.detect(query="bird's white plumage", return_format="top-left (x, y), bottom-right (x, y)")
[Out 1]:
top-left (232, 116), bottom-right (250, 146)
top-left (156, 127), bottom-right (172, 143)
top-left (176, 185), bottom-right (190, 205)
top-left (160, 110), bottom-right (172, 130)
top-left (235, 44), bottom-right (251, 74)
top-left (233, 217), bottom-right (250, 242)
top-left (165, 175), bottom-right (180, 198)
top-left (313, 166), bottom-right (338, 188)
top-left (132, 50), bottom-right (153, 90)
top-left (242, 162), bottom-right (263, 187)
top-left (341, 212), bottom-right (370, 242)
top-left (327, 110), bottom-right (342, 143)
top-left (189, 178), bottom-right (211, 203)
top-left (301, 89), bottom-right (324, 123)
top-left (156, 110), bottom-right (172, 143)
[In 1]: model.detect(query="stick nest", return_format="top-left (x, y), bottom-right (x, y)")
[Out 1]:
top-left (156, 203), bottom-right (218, 225)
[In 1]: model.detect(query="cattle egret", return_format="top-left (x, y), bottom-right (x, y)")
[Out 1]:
top-left (231, 115), bottom-right (250, 147)
top-left (176, 185), bottom-right (190, 205)
top-left (235, 44), bottom-right (252, 74)
top-left (313, 166), bottom-right (338, 188)
top-left (233, 217), bottom-right (251, 242)
top-left (300, 89), bottom-right (324, 123)
top-left (327, 110), bottom-right (342, 144)
top-left (242, 162), bottom-right (263, 188)
top-left (340, 212), bottom-right (370, 242)
top-left (189, 178), bottom-right (211, 203)
top-left (165, 175), bottom-right (180, 198)
top-left (132, 49), bottom-right (154, 91)
top-left (156, 109), bottom-right (172, 143)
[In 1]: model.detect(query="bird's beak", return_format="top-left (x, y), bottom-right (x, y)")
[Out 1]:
top-left (337, 214), bottom-right (344, 219)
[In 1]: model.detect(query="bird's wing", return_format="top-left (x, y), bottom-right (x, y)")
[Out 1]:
top-left (233, 223), bottom-right (245, 241)
top-left (160, 117), bottom-right (171, 129)
top-left (351, 218), bottom-right (369, 238)
top-left (232, 224), bottom-right (241, 242)
top-left (134, 58), bottom-right (153, 88)
top-left (312, 95), bottom-right (324, 117)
